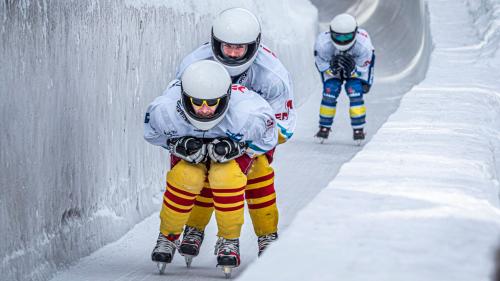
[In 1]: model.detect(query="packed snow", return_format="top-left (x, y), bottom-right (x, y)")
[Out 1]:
top-left (240, 0), bottom-right (500, 280)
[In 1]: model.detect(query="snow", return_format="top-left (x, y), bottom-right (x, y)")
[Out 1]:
top-left (239, 0), bottom-right (500, 280)
top-left (2, 0), bottom-right (500, 280)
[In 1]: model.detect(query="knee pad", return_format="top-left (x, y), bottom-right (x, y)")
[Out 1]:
top-left (345, 79), bottom-right (364, 97)
top-left (323, 78), bottom-right (342, 99)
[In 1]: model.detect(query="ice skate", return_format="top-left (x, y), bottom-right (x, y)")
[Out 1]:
top-left (315, 126), bottom-right (331, 143)
top-left (215, 237), bottom-right (240, 279)
top-left (179, 225), bottom-right (204, 268)
top-left (353, 128), bottom-right (365, 146)
top-left (257, 232), bottom-right (278, 257)
top-left (151, 233), bottom-right (178, 274)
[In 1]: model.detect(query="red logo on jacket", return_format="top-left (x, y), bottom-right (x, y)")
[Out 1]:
top-left (275, 100), bottom-right (293, 120)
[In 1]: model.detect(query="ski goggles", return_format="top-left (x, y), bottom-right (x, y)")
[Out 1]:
top-left (190, 97), bottom-right (221, 113)
top-left (330, 30), bottom-right (356, 45)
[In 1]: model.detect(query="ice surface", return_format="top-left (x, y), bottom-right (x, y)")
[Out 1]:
top-left (44, 0), bottom-right (432, 280)
top-left (4, 0), bottom-right (497, 280)
top-left (240, 0), bottom-right (500, 280)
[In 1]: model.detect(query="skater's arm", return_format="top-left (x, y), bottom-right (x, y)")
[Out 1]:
top-left (143, 97), bottom-right (175, 149)
top-left (351, 29), bottom-right (375, 85)
top-left (266, 77), bottom-right (296, 144)
top-left (314, 32), bottom-right (332, 73)
top-left (244, 109), bottom-right (278, 157)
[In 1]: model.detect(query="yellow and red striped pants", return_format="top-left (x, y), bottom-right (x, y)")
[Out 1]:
top-left (160, 159), bottom-right (247, 239)
top-left (185, 154), bottom-right (278, 237)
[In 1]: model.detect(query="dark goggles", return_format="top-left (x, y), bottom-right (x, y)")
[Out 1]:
top-left (330, 28), bottom-right (357, 45)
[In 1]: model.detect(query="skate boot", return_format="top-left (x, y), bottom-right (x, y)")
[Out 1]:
top-left (215, 237), bottom-right (240, 279)
top-left (315, 126), bottom-right (331, 143)
top-left (151, 232), bottom-right (178, 274)
top-left (179, 225), bottom-right (204, 268)
top-left (257, 232), bottom-right (278, 257)
top-left (353, 128), bottom-right (365, 145)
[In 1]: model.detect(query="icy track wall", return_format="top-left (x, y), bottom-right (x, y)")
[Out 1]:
top-left (0, 1), bottom-right (317, 281)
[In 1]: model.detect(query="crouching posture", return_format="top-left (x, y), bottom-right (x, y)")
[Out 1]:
top-left (144, 60), bottom-right (277, 276)
top-left (314, 13), bottom-right (375, 143)
top-left (176, 7), bottom-right (295, 260)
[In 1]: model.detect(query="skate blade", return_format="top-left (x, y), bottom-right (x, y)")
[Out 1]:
top-left (315, 136), bottom-right (327, 144)
top-left (355, 139), bottom-right (363, 146)
top-left (157, 262), bottom-right (167, 274)
top-left (184, 255), bottom-right (194, 268)
top-left (219, 266), bottom-right (235, 279)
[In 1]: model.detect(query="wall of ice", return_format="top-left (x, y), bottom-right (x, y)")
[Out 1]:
top-left (0, 1), bottom-right (317, 280)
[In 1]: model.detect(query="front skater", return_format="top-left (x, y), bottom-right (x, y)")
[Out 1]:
top-left (144, 60), bottom-right (277, 278)
top-left (314, 13), bottom-right (375, 144)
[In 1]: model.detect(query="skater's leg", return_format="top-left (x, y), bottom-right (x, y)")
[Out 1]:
top-left (345, 79), bottom-right (366, 130)
top-left (152, 158), bottom-right (206, 267)
top-left (160, 160), bottom-right (206, 238)
top-left (208, 159), bottom-right (248, 239)
top-left (185, 181), bottom-right (214, 231)
top-left (319, 78), bottom-right (342, 129)
top-left (180, 182), bottom-right (212, 259)
top-left (245, 154), bottom-right (278, 237)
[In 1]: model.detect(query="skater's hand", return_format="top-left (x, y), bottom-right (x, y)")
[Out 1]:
top-left (207, 138), bottom-right (246, 163)
top-left (362, 83), bottom-right (371, 94)
top-left (329, 55), bottom-right (342, 76)
top-left (168, 137), bottom-right (207, 164)
top-left (337, 54), bottom-right (356, 79)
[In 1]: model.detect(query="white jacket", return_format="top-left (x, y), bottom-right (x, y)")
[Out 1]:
top-left (314, 28), bottom-right (375, 85)
top-left (176, 43), bottom-right (295, 143)
top-left (144, 80), bottom-right (278, 157)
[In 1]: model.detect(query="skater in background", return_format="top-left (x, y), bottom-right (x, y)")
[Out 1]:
top-left (314, 13), bottom-right (375, 142)
top-left (175, 7), bottom-right (295, 260)
top-left (144, 60), bottom-right (277, 275)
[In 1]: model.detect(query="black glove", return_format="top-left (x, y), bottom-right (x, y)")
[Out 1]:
top-left (207, 138), bottom-right (246, 163)
top-left (168, 137), bottom-right (207, 164)
top-left (362, 83), bottom-right (371, 94)
top-left (337, 54), bottom-right (356, 79)
top-left (329, 55), bottom-right (342, 76)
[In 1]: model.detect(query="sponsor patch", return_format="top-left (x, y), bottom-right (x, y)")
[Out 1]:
top-left (225, 130), bottom-right (243, 142)
top-left (231, 85), bottom-right (247, 93)
top-left (266, 118), bottom-right (275, 129)
top-left (275, 112), bottom-right (289, 120)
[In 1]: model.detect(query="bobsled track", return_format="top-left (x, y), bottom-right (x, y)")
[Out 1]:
top-left (0, 0), bottom-right (430, 280)
top-left (47, 1), bottom-right (430, 280)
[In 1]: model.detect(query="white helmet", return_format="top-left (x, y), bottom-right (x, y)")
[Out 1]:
top-left (329, 13), bottom-right (358, 51)
top-left (180, 60), bottom-right (231, 131)
top-left (211, 8), bottom-right (261, 77)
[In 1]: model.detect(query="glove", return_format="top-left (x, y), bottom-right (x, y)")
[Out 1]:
top-left (362, 83), bottom-right (371, 94)
top-left (337, 54), bottom-right (356, 79)
top-left (329, 55), bottom-right (342, 76)
top-left (207, 138), bottom-right (246, 163)
top-left (168, 137), bottom-right (207, 164)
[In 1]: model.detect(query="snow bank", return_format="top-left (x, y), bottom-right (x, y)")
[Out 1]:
top-left (239, 0), bottom-right (500, 280)
top-left (0, 1), bottom-right (317, 281)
